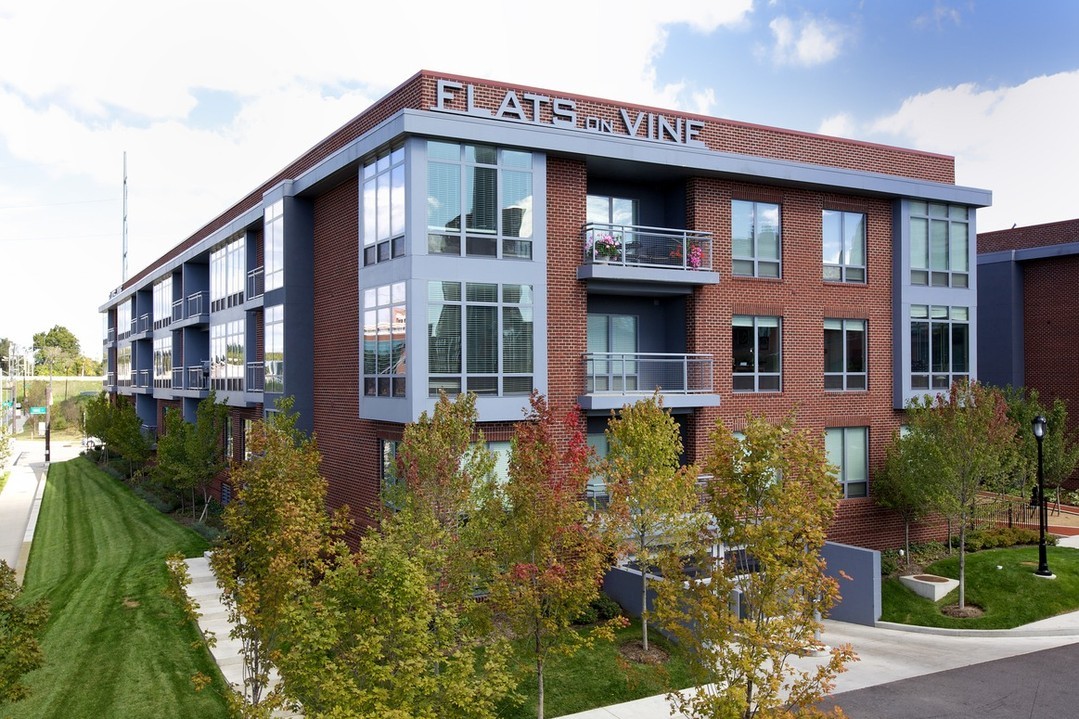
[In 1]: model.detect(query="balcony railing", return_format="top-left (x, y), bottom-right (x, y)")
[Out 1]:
top-left (104, 327), bottom-right (115, 344)
top-left (136, 369), bottom-right (150, 387)
top-left (171, 298), bottom-right (184, 323)
top-left (247, 267), bottom-right (265, 300)
top-left (187, 366), bottom-right (207, 390)
top-left (246, 362), bottom-right (264, 392)
top-left (137, 314), bottom-right (151, 334)
top-left (187, 291), bottom-right (208, 318)
top-left (583, 352), bottom-right (715, 395)
top-left (582, 223), bottom-right (712, 271)
top-left (171, 367), bottom-right (185, 389)
top-left (104, 372), bottom-right (116, 388)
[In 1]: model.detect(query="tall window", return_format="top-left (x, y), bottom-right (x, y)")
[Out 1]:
top-left (732, 200), bottom-right (781, 278)
top-left (363, 146), bottom-right (405, 265)
top-left (910, 202), bottom-right (969, 288)
top-left (117, 299), bottom-right (133, 339)
top-left (822, 210), bottom-right (866, 282)
top-left (153, 336), bottom-right (172, 388)
top-left (587, 195), bottom-right (638, 227)
top-left (380, 439), bottom-right (402, 508)
top-left (153, 275), bottom-right (173, 329)
top-left (211, 320), bottom-right (245, 391)
top-left (210, 235), bottom-right (246, 311)
top-left (117, 344), bottom-right (132, 385)
top-left (732, 316), bottom-right (781, 392)
top-left (826, 427), bottom-right (868, 498)
top-left (428, 281), bottom-right (533, 396)
top-left (427, 141), bottom-right (533, 259)
top-left (586, 314), bottom-right (638, 392)
top-left (363, 282), bottom-right (407, 397)
top-left (264, 304), bottom-right (284, 393)
top-left (824, 319), bottom-right (866, 391)
top-left (910, 305), bottom-right (969, 390)
top-left (264, 200), bottom-right (284, 291)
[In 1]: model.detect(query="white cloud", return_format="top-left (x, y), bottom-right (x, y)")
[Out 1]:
top-left (913, 2), bottom-right (964, 30)
top-left (768, 14), bottom-right (847, 67)
top-left (866, 70), bottom-right (1079, 232)
top-left (817, 112), bottom-right (857, 138)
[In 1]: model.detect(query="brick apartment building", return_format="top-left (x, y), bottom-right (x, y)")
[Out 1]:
top-left (99, 71), bottom-right (991, 549)
top-left (979, 218), bottom-right (1079, 464)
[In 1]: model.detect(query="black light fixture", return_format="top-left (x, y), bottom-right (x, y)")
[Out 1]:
top-left (1031, 415), bottom-right (1053, 578)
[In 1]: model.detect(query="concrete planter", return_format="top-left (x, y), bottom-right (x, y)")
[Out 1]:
top-left (899, 574), bottom-right (959, 602)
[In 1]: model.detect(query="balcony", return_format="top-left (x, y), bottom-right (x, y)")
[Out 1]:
top-left (104, 372), bottom-right (116, 389)
top-left (172, 292), bottom-right (210, 329)
top-left (171, 298), bottom-right (184, 324)
top-left (579, 352), bottom-right (721, 411)
top-left (246, 362), bottom-right (264, 393)
top-left (171, 367), bottom-right (185, 389)
top-left (133, 369), bottom-right (151, 392)
top-left (104, 327), bottom-right (116, 346)
top-left (187, 366), bottom-right (207, 391)
top-left (577, 223), bottom-right (719, 291)
top-left (246, 267), bottom-right (265, 308)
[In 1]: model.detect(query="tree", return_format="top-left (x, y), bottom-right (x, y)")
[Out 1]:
top-left (109, 396), bottom-right (150, 477)
top-left (488, 393), bottom-right (618, 719)
top-left (604, 392), bottom-right (702, 653)
top-left (875, 427), bottom-right (941, 568)
top-left (908, 380), bottom-right (1019, 609)
top-left (186, 391), bottom-right (229, 518)
top-left (210, 398), bottom-right (349, 715)
top-left (0, 560), bottom-right (49, 704)
top-left (274, 392), bottom-right (514, 718)
top-left (32, 326), bottom-right (80, 375)
top-left (653, 415), bottom-right (855, 719)
top-left (154, 407), bottom-right (195, 511)
top-left (1003, 386), bottom-right (1079, 512)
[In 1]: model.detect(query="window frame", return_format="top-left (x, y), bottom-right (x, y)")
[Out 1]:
top-left (264, 200), bottom-right (285, 291)
top-left (824, 318), bottom-right (867, 391)
top-left (264, 304), bottom-right (285, 394)
top-left (362, 146), bottom-right (406, 266)
top-left (822, 210), bottom-right (866, 283)
top-left (732, 315), bottom-right (782, 392)
top-left (731, 200), bottom-right (782, 278)
top-left (362, 282), bottom-right (407, 398)
top-left (826, 426), bottom-right (868, 499)
top-left (910, 304), bottom-right (969, 390)
top-left (909, 202), bottom-right (970, 288)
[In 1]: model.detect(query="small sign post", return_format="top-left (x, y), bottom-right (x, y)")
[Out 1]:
top-left (29, 406), bottom-right (46, 415)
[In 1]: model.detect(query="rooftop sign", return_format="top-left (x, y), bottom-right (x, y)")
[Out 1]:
top-left (431, 79), bottom-right (706, 149)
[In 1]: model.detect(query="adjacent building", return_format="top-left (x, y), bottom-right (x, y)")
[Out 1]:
top-left (99, 71), bottom-right (991, 548)
top-left (978, 218), bottom-right (1079, 465)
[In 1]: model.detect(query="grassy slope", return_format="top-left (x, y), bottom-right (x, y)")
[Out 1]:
top-left (881, 545), bottom-right (1079, 629)
top-left (6, 458), bottom-right (230, 718)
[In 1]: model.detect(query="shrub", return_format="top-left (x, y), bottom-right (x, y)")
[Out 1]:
top-left (964, 525), bottom-right (1053, 552)
top-left (190, 522), bottom-right (221, 542)
top-left (572, 592), bottom-right (623, 625)
top-left (879, 550), bottom-right (900, 577)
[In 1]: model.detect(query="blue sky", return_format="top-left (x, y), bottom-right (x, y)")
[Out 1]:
top-left (1, 0), bottom-right (1077, 358)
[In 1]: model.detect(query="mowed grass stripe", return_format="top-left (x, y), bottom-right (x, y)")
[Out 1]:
top-left (7, 458), bottom-right (230, 719)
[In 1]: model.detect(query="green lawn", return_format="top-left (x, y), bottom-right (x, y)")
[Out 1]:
top-left (881, 545), bottom-right (1079, 630)
top-left (4, 458), bottom-right (230, 718)
top-left (499, 620), bottom-right (692, 718)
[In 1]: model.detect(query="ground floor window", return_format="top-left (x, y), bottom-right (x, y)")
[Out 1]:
top-left (826, 426), bottom-right (868, 499)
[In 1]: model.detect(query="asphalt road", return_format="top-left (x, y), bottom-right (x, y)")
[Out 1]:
top-left (821, 640), bottom-right (1079, 718)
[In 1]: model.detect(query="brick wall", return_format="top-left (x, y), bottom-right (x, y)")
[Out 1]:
top-left (979, 218), bottom-right (1079, 253)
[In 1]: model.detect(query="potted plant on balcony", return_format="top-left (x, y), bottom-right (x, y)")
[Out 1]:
top-left (669, 240), bottom-right (704, 269)
top-left (589, 233), bottom-right (623, 263)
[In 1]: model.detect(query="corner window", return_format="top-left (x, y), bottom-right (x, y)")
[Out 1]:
top-left (909, 202), bottom-right (969, 288)
top-left (427, 141), bottom-right (533, 259)
top-left (264, 200), bottom-right (284, 291)
top-left (153, 336), bottom-right (172, 389)
top-left (428, 281), bottom-right (533, 397)
top-left (732, 315), bottom-right (781, 392)
top-left (822, 210), bottom-right (866, 283)
top-left (210, 320), bottom-right (245, 392)
top-left (153, 275), bottom-right (174, 329)
top-left (362, 146), bottom-right (405, 266)
top-left (732, 200), bottom-right (780, 278)
top-left (910, 305), bottom-right (969, 390)
top-left (363, 283), bottom-right (407, 398)
top-left (826, 426), bottom-right (868, 499)
top-left (824, 319), bottom-right (866, 391)
top-left (210, 234), bottom-right (246, 311)
top-left (264, 305), bottom-right (284, 394)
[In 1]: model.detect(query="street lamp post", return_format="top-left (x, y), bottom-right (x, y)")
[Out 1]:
top-left (1031, 415), bottom-right (1053, 578)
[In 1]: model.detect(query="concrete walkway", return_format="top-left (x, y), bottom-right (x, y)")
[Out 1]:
top-left (0, 437), bottom-right (82, 583)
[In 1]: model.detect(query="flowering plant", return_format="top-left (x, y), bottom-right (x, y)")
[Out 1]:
top-left (589, 233), bottom-right (622, 259)
top-left (670, 241), bottom-right (705, 269)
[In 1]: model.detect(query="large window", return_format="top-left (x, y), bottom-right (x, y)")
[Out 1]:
top-left (264, 200), bottom-right (284, 291)
top-left (427, 141), bottom-right (533, 259)
top-left (732, 200), bottom-right (780, 278)
top-left (117, 344), bottom-right (132, 386)
top-left (910, 202), bottom-right (969, 288)
top-left (117, 299), bottom-right (133, 339)
top-left (210, 235), bottom-right (246, 311)
top-left (910, 304), bottom-right (969, 390)
top-left (586, 314), bottom-right (638, 392)
top-left (363, 146), bottom-right (405, 266)
top-left (822, 210), bottom-right (866, 283)
top-left (732, 315), bottom-right (781, 392)
top-left (363, 282), bottom-right (407, 397)
top-left (264, 304), bottom-right (284, 394)
top-left (826, 426), bottom-right (868, 499)
top-left (824, 319), bottom-right (866, 391)
top-left (210, 319), bottom-right (245, 391)
top-left (587, 195), bottom-right (638, 227)
top-left (153, 275), bottom-right (173, 329)
top-left (428, 281), bottom-right (533, 396)
top-left (153, 336), bottom-right (172, 388)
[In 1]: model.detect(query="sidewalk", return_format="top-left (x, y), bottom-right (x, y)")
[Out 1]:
top-left (0, 438), bottom-right (83, 583)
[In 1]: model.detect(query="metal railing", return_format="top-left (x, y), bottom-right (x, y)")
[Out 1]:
top-left (104, 372), bottom-right (116, 388)
top-left (187, 291), bottom-right (208, 318)
top-left (582, 222), bottom-right (712, 271)
top-left (583, 352), bottom-right (714, 394)
top-left (246, 362), bottom-right (264, 392)
top-left (187, 366), bottom-right (207, 390)
top-left (136, 314), bottom-right (151, 334)
top-left (171, 298), bottom-right (185, 323)
top-left (171, 367), bottom-right (185, 389)
top-left (247, 267), bottom-right (265, 300)
top-left (104, 327), bottom-right (115, 344)
top-left (136, 369), bottom-right (150, 387)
